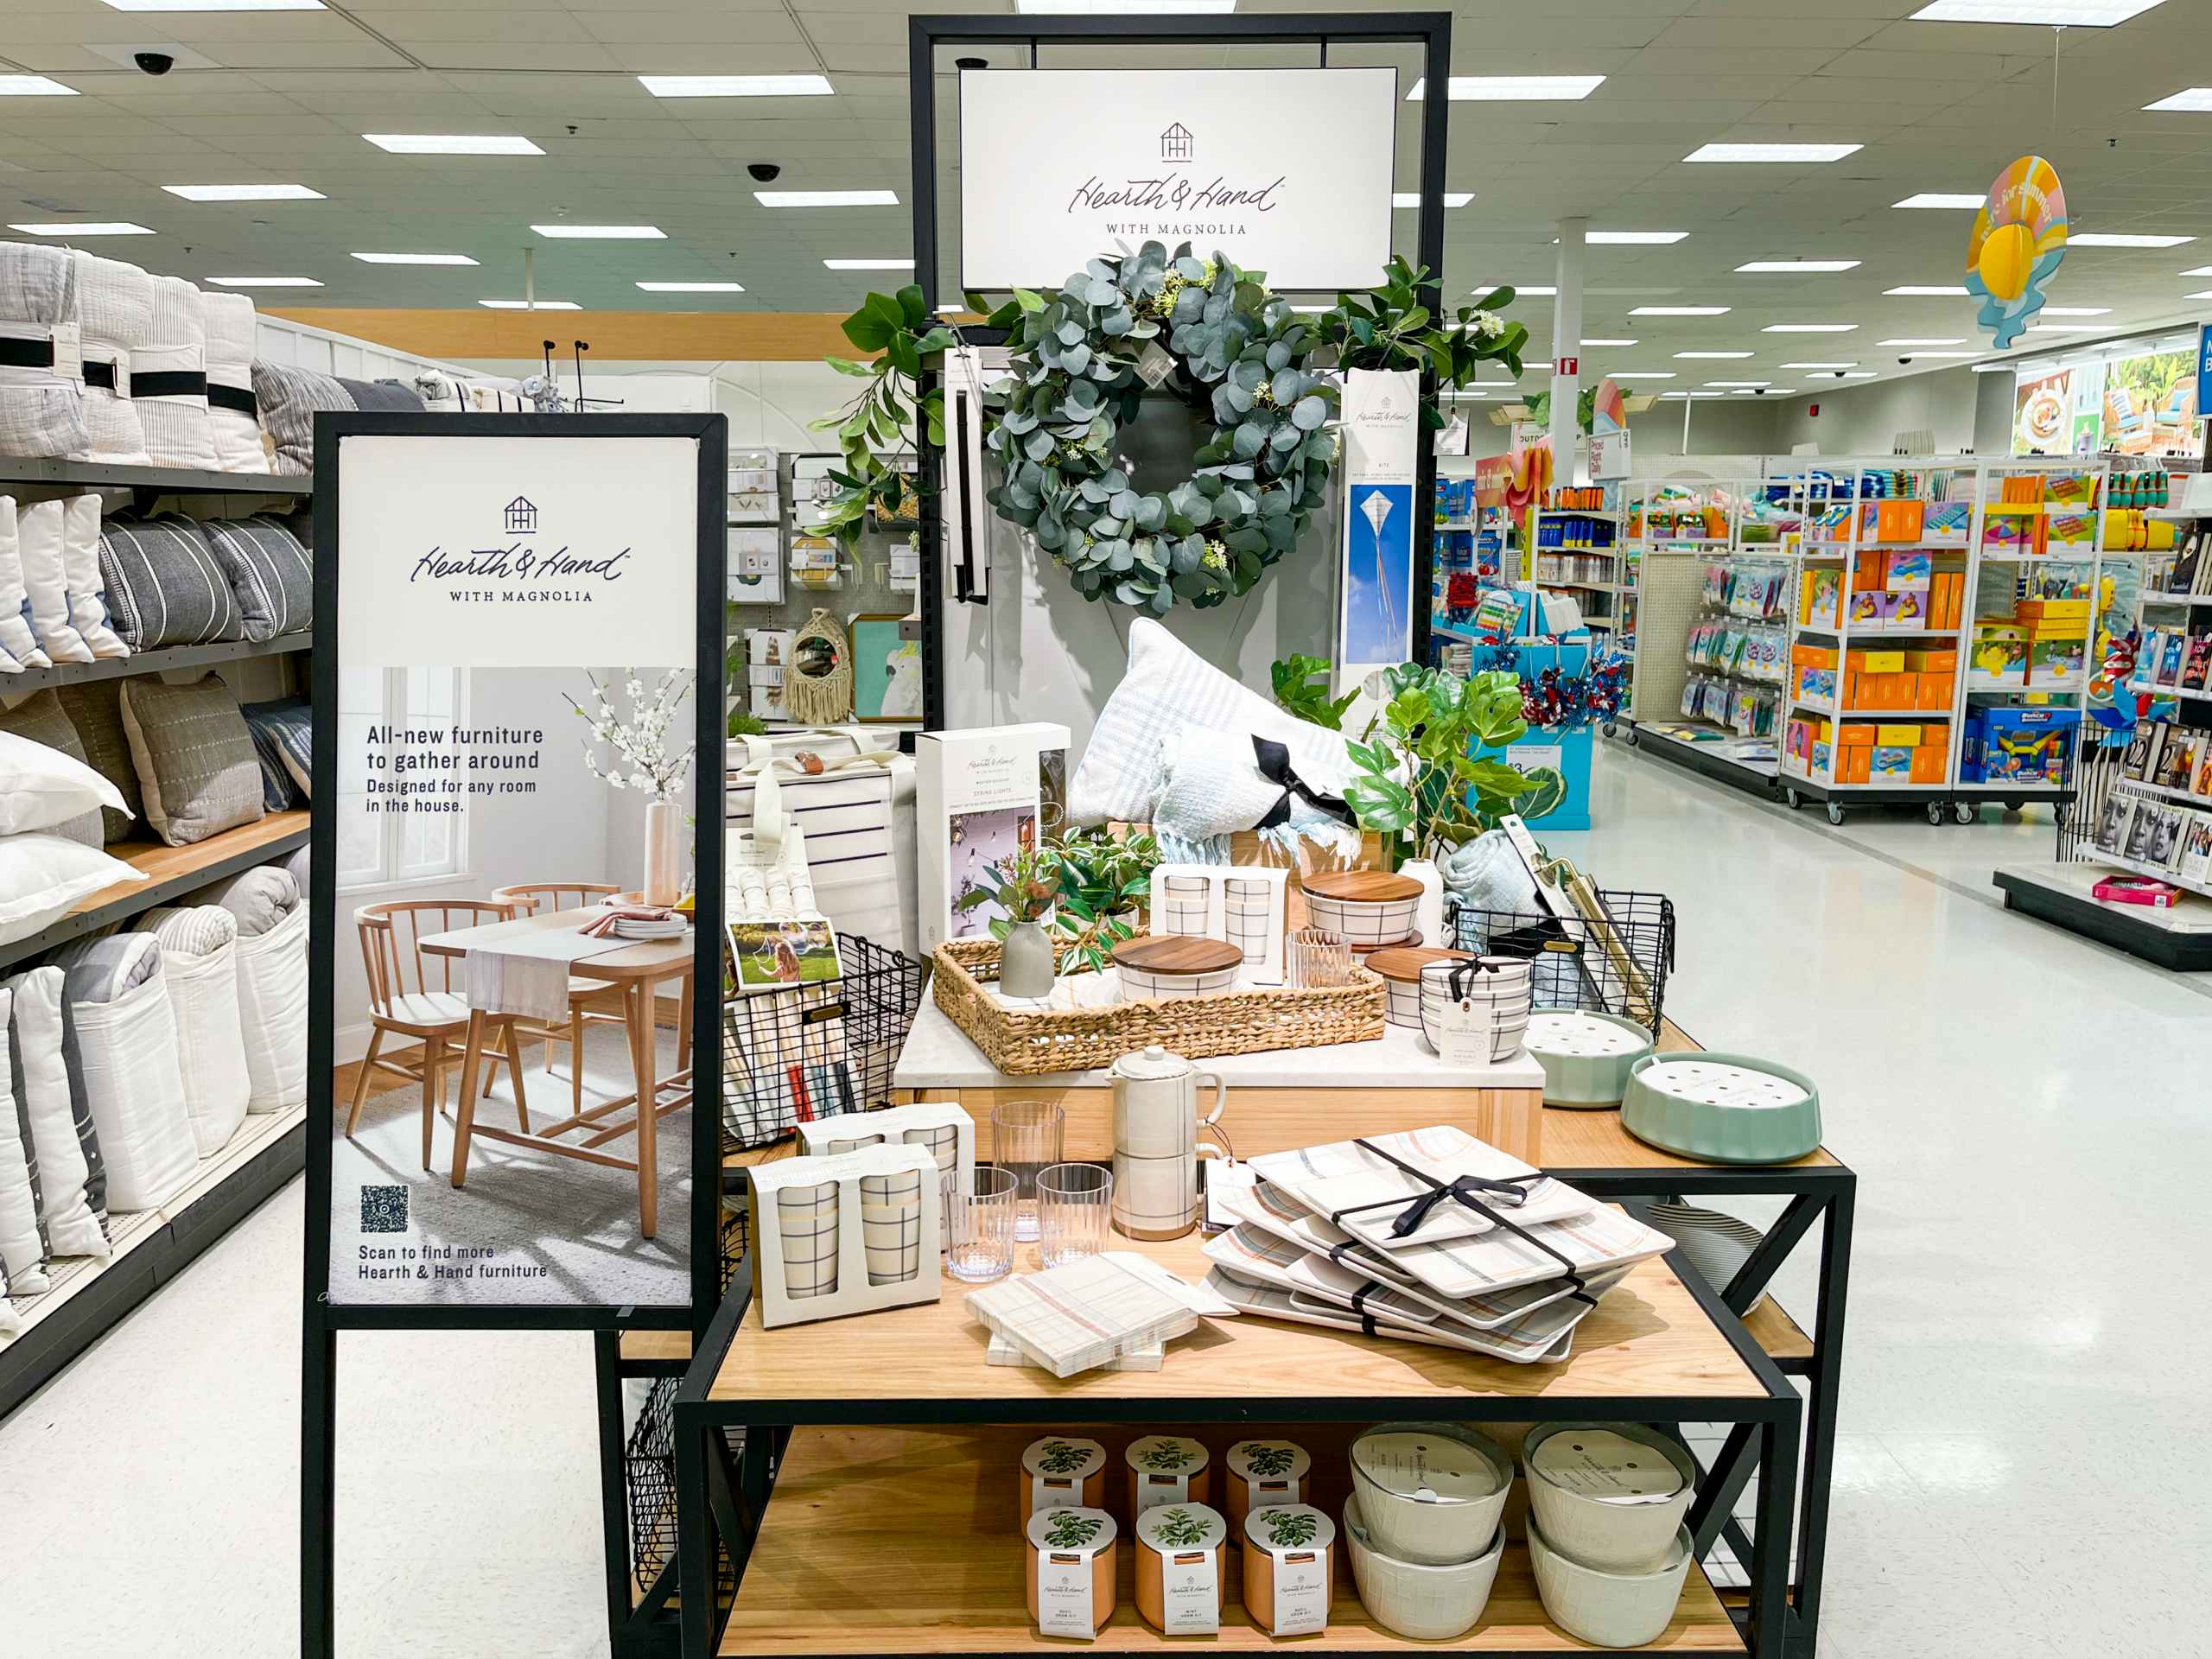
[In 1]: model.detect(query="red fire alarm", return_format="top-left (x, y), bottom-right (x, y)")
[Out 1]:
top-left (1555, 356), bottom-right (1579, 376)
top-left (1808, 403), bottom-right (1821, 417)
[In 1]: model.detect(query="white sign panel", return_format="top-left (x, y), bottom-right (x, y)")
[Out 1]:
top-left (959, 67), bottom-right (1396, 291)
top-left (1590, 428), bottom-right (1631, 480)
top-left (338, 434), bottom-right (697, 668)
top-left (1337, 367), bottom-right (1420, 686)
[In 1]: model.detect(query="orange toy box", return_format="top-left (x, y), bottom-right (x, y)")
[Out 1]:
top-left (1932, 571), bottom-right (1966, 629)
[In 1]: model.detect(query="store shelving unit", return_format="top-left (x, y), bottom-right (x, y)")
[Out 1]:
top-left (0, 460), bottom-right (315, 1413)
top-left (1529, 503), bottom-right (1624, 635)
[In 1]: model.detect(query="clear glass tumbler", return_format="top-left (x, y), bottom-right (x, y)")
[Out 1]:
top-left (991, 1099), bottom-right (1065, 1242)
top-left (1037, 1163), bottom-right (1115, 1269)
top-left (1287, 925), bottom-right (1353, 989)
top-left (946, 1165), bottom-right (1019, 1284)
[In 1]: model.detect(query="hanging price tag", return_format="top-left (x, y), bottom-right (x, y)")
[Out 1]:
top-left (1433, 997), bottom-right (1496, 1068)
top-left (1135, 341), bottom-right (1178, 388)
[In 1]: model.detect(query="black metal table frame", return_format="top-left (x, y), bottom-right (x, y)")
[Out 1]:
top-left (1557, 1159), bottom-right (1854, 1659)
top-left (665, 1246), bottom-right (1802, 1659)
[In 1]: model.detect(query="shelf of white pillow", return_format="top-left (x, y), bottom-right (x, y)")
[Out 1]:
top-left (4, 631), bottom-right (310, 694)
top-left (0, 458), bottom-right (312, 497)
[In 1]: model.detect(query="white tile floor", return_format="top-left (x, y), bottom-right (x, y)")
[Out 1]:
top-left (3, 737), bottom-right (2207, 1656)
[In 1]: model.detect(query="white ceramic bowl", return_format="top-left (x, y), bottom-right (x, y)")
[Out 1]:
top-left (1522, 1422), bottom-right (1697, 1572)
top-left (1344, 1494), bottom-right (1503, 1641)
top-left (1418, 993), bottom-right (1530, 1062)
top-left (1347, 1422), bottom-right (1513, 1567)
top-left (1118, 963), bottom-right (1240, 1001)
top-left (1303, 892), bottom-right (1419, 949)
top-left (1526, 1516), bottom-right (1692, 1649)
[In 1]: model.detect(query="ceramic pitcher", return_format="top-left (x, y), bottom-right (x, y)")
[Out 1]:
top-left (1108, 1046), bottom-right (1230, 1241)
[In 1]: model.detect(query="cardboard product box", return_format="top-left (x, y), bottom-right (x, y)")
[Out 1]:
top-left (2028, 631), bottom-right (2087, 684)
top-left (916, 723), bottom-right (1072, 955)
top-left (1840, 745), bottom-right (1870, 784)
top-left (1888, 588), bottom-right (1930, 631)
top-left (1793, 640), bottom-right (1839, 670)
top-left (1850, 649), bottom-right (1907, 676)
top-left (1904, 647), bottom-right (1959, 672)
top-left (2017, 598), bottom-right (2089, 626)
top-left (1870, 745), bottom-right (1913, 782)
top-left (1840, 721), bottom-right (1877, 747)
top-left (1848, 588), bottom-right (1885, 631)
top-left (1885, 550), bottom-right (1933, 590)
top-left (1958, 708), bottom-right (1986, 783)
top-left (1919, 671), bottom-right (1956, 709)
top-left (1799, 665), bottom-right (1838, 702)
top-left (1970, 626), bottom-right (2029, 686)
top-left (1934, 571), bottom-right (1965, 629)
top-left (1875, 723), bottom-right (1923, 747)
top-left (1810, 739), bottom-right (1833, 779)
top-left (1979, 707), bottom-right (2080, 785)
top-left (1910, 744), bottom-right (1948, 785)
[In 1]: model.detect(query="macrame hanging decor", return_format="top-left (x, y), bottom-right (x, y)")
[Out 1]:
top-left (784, 606), bottom-right (853, 725)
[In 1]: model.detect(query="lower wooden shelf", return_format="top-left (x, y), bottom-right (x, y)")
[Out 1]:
top-left (719, 1426), bottom-right (1741, 1656)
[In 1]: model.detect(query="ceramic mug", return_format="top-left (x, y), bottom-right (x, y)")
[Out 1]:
top-left (859, 1169), bottom-right (923, 1286)
top-left (776, 1181), bottom-right (841, 1299)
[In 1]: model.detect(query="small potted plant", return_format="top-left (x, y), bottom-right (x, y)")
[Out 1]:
top-left (953, 843), bottom-right (1064, 998)
top-left (1048, 826), bottom-right (1162, 974)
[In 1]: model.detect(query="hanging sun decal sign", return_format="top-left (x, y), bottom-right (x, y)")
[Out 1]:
top-left (1965, 155), bottom-right (2068, 350)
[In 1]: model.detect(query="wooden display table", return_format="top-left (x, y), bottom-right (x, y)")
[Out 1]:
top-left (890, 991), bottom-right (1548, 1163)
top-left (670, 1224), bottom-right (1801, 1659)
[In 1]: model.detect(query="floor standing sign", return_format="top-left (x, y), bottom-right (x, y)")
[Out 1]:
top-left (302, 413), bottom-right (726, 1656)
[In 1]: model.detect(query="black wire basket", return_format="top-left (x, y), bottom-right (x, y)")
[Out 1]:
top-left (719, 931), bottom-right (924, 1154)
top-left (625, 1377), bottom-right (746, 1599)
top-left (1449, 888), bottom-right (1675, 1039)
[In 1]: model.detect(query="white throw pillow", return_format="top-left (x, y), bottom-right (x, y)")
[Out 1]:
top-left (14, 498), bottom-right (94, 664)
top-left (0, 988), bottom-right (53, 1294)
top-left (0, 496), bottom-right (54, 672)
top-left (60, 493), bottom-right (128, 659)
top-left (1067, 617), bottom-right (1360, 826)
top-left (0, 834), bottom-right (145, 948)
top-left (4, 967), bottom-right (111, 1259)
top-left (0, 730), bottom-right (128, 837)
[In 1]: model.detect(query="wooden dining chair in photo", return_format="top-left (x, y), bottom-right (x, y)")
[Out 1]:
top-left (346, 899), bottom-right (533, 1170)
top-left (487, 882), bottom-right (631, 1115)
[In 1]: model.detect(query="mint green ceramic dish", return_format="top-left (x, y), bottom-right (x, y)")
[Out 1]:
top-left (1524, 1009), bottom-right (1656, 1109)
top-left (1618, 1052), bottom-right (1823, 1165)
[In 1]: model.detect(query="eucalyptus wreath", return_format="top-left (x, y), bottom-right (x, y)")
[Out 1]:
top-left (983, 240), bottom-right (1337, 615)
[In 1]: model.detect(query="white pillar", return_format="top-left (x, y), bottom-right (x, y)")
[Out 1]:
top-left (1551, 217), bottom-right (1586, 486)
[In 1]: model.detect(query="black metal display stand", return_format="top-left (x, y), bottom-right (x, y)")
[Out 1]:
top-left (907, 9), bottom-right (1456, 730)
top-left (299, 412), bottom-right (728, 1659)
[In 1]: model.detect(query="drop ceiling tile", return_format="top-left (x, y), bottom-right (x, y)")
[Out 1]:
top-left (604, 47), bottom-right (826, 73)
top-left (571, 11), bottom-right (807, 47)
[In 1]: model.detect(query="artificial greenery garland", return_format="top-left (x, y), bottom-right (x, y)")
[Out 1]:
top-left (982, 241), bottom-right (1337, 615)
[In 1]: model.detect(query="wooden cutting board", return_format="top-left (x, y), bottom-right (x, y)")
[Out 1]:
top-left (1301, 869), bottom-right (1423, 904)
top-left (1363, 944), bottom-right (1473, 984)
top-left (1110, 934), bottom-right (1244, 974)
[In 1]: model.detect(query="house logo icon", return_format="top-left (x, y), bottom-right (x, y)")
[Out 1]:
top-left (1160, 122), bottom-right (1192, 164)
top-left (504, 495), bottom-right (538, 534)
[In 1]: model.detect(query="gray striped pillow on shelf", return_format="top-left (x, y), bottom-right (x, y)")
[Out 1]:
top-left (201, 515), bottom-right (310, 642)
top-left (95, 515), bottom-right (244, 649)
top-left (117, 673), bottom-right (264, 846)
top-left (239, 696), bottom-right (310, 810)
top-left (142, 905), bottom-right (239, 957)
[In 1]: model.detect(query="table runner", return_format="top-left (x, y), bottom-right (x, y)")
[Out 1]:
top-left (466, 929), bottom-right (637, 1024)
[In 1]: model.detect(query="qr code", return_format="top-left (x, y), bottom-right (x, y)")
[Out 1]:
top-left (360, 1185), bottom-right (409, 1234)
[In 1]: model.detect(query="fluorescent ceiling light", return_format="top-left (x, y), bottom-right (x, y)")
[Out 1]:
top-left (1910, 2), bottom-right (2164, 23)
top-left (1685, 143), bottom-right (1861, 162)
top-left (528, 224), bottom-right (664, 239)
top-left (1408, 76), bottom-right (1605, 101)
top-left (2145, 88), bottom-right (2212, 111)
top-left (1675, 350), bottom-right (1754, 359)
top-left (823, 258), bottom-right (914, 270)
top-left (1894, 193), bottom-right (1985, 209)
top-left (1471, 283), bottom-right (1555, 296)
top-left (480, 299), bottom-right (582, 310)
top-left (1896, 350), bottom-right (1982, 359)
top-left (1017, 0), bottom-right (1235, 11)
top-left (1587, 231), bottom-right (1688, 245)
top-left (1391, 193), bottom-right (1474, 208)
top-left (353, 251), bottom-right (479, 266)
top-left (1764, 323), bottom-right (1858, 333)
top-left (2071, 232), bottom-right (2193, 247)
top-left (0, 76), bottom-right (79, 96)
top-left (207, 275), bottom-right (321, 287)
top-left (1632, 305), bottom-right (1729, 316)
top-left (1581, 337), bottom-right (1637, 346)
top-left (2040, 306), bottom-right (2111, 316)
top-left (1738, 387), bottom-right (1796, 394)
top-left (1288, 304), bottom-right (1331, 313)
top-left (1840, 371), bottom-right (1878, 378)
top-left (754, 189), bottom-right (899, 207)
top-left (163, 183), bottom-right (323, 202)
top-left (638, 73), bottom-right (835, 96)
top-left (1886, 283), bottom-right (1970, 296)
top-left (2180, 265), bottom-right (2212, 276)
top-left (2188, 289), bottom-right (2212, 299)
top-left (1706, 380), bottom-right (1770, 388)
top-left (1782, 361), bottom-right (1858, 369)
top-left (1608, 372), bottom-right (1677, 380)
top-left (636, 281), bottom-right (745, 292)
top-left (1736, 259), bottom-right (1860, 272)
top-left (2027, 322), bottom-right (2102, 332)
top-left (1880, 337), bottom-right (1967, 346)
top-left (102, 0), bottom-right (324, 9)
top-left (365, 134), bottom-right (544, 156)
top-left (8, 221), bottom-right (154, 237)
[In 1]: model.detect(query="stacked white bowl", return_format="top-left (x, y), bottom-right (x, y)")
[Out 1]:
top-left (1522, 1422), bottom-right (1698, 1647)
top-left (1417, 956), bottom-right (1533, 1061)
top-left (1343, 1422), bottom-right (1513, 1640)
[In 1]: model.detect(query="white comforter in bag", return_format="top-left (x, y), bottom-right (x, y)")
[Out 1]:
top-left (0, 239), bottom-right (91, 461)
top-left (133, 274), bottom-right (218, 472)
top-left (143, 906), bottom-right (252, 1155)
top-left (70, 251), bottom-right (152, 466)
top-left (200, 289), bottom-right (264, 473)
top-left (50, 933), bottom-right (196, 1213)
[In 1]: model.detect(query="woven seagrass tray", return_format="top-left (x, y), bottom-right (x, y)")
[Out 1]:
top-left (931, 933), bottom-right (1385, 1076)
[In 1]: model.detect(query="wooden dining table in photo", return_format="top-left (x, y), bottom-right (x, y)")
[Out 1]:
top-left (418, 907), bottom-right (696, 1239)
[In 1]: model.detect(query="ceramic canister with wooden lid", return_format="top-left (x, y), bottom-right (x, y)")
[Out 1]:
top-left (1125, 1434), bottom-right (1211, 1518)
top-left (1299, 870), bottom-right (1424, 950)
top-left (1026, 1507), bottom-right (1118, 1641)
top-left (1134, 1502), bottom-right (1229, 1635)
top-left (1222, 1439), bottom-right (1313, 1534)
top-left (1019, 1435), bottom-right (1108, 1527)
top-left (1240, 1503), bottom-right (1337, 1637)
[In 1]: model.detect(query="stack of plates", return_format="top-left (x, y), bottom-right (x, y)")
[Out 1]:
top-left (1198, 1127), bottom-right (1675, 1364)
top-left (612, 916), bottom-right (688, 940)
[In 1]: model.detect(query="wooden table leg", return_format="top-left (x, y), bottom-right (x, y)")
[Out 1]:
top-left (630, 978), bottom-right (658, 1241)
top-left (677, 971), bottom-right (693, 1071)
top-left (450, 1009), bottom-right (487, 1188)
top-left (502, 1017), bottom-right (531, 1133)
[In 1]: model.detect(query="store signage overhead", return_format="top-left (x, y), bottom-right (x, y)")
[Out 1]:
top-left (957, 67), bottom-right (1396, 292)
